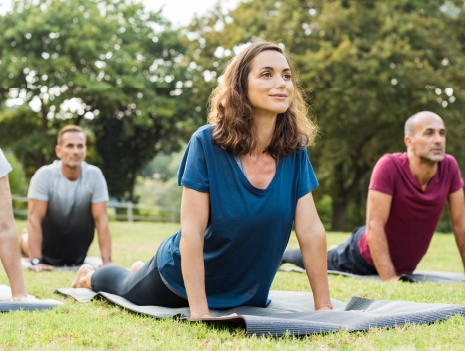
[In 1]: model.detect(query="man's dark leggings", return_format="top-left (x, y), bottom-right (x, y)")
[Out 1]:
top-left (282, 226), bottom-right (378, 275)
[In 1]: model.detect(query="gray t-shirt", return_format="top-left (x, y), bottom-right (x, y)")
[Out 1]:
top-left (28, 160), bottom-right (109, 265)
top-left (0, 149), bottom-right (13, 179)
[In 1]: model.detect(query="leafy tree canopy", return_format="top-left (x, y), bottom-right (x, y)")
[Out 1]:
top-left (0, 0), bottom-right (195, 200)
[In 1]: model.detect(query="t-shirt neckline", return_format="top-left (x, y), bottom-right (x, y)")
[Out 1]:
top-left (401, 153), bottom-right (440, 193)
top-left (55, 160), bottom-right (84, 182)
top-left (227, 151), bottom-right (283, 195)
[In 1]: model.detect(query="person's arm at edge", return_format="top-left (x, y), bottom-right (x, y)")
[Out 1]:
top-left (448, 188), bottom-right (465, 279)
top-left (179, 187), bottom-right (211, 319)
top-left (91, 202), bottom-right (112, 267)
top-left (294, 192), bottom-right (333, 311)
top-left (0, 175), bottom-right (30, 300)
top-left (27, 198), bottom-right (53, 271)
top-left (366, 189), bottom-right (398, 282)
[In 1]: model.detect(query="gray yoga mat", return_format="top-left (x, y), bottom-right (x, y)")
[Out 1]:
top-left (0, 285), bottom-right (63, 312)
top-left (279, 266), bottom-right (465, 283)
top-left (21, 256), bottom-right (102, 271)
top-left (56, 287), bottom-right (465, 336)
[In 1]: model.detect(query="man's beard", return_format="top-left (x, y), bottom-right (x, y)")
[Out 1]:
top-left (63, 160), bottom-right (81, 169)
top-left (419, 146), bottom-right (445, 163)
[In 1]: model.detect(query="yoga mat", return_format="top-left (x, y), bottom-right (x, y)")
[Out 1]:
top-left (56, 288), bottom-right (465, 336)
top-left (279, 266), bottom-right (465, 283)
top-left (21, 256), bottom-right (103, 271)
top-left (0, 285), bottom-right (63, 312)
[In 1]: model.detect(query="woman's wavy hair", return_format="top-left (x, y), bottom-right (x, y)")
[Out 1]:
top-left (208, 41), bottom-right (318, 159)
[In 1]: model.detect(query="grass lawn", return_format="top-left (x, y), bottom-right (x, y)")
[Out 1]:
top-left (1, 220), bottom-right (464, 350)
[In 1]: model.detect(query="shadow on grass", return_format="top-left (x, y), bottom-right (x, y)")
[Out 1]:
top-left (91, 295), bottom-right (248, 335)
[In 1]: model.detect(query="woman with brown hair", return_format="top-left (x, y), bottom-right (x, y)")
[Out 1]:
top-left (72, 41), bottom-right (333, 318)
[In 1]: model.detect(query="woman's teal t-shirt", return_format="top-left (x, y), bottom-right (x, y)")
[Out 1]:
top-left (157, 125), bottom-right (318, 309)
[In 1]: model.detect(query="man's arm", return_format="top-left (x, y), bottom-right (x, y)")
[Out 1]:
top-left (27, 198), bottom-right (53, 271)
top-left (91, 202), bottom-right (112, 267)
top-left (0, 175), bottom-right (30, 300)
top-left (294, 192), bottom-right (333, 310)
top-left (366, 190), bottom-right (399, 281)
top-left (448, 188), bottom-right (465, 276)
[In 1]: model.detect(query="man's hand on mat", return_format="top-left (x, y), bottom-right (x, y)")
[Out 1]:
top-left (191, 312), bottom-right (238, 320)
top-left (31, 263), bottom-right (54, 272)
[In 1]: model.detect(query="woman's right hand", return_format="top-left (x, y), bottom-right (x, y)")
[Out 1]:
top-left (190, 312), bottom-right (238, 320)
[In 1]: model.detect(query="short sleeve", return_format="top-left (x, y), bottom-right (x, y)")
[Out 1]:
top-left (298, 149), bottom-right (319, 199)
top-left (28, 167), bottom-right (51, 201)
top-left (447, 156), bottom-right (464, 194)
top-left (177, 130), bottom-right (209, 193)
top-left (0, 149), bottom-right (13, 178)
top-left (369, 155), bottom-right (396, 196)
top-left (91, 168), bottom-right (109, 203)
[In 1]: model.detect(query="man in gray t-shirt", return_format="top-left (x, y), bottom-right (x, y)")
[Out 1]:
top-left (21, 126), bottom-right (112, 271)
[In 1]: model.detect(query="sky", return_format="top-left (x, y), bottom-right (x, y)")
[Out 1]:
top-left (0, 0), bottom-right (242, 27)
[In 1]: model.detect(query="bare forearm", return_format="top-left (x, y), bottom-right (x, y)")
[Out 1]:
top-left (366, 225), bottom-right (397, 281)
top-left (27, 218), bottom-right (43, 259)
top-left (180, 233), bottom-right (209, 318)
top-left (96, 223), bottom-right (112, 263)
top-left (0, 226), bottom-right (27, 297)
top-left (298, 225), bottom-right (333, 310)
top-left (452, 223), bottom-right (465, 272)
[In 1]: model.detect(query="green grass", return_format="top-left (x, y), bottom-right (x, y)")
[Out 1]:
top-left (1, 220), bottom-right (464, 350)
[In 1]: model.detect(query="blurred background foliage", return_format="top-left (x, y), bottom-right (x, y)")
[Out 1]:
top-left (1, 0), bottom-right (464, 232)
top-left (0, 0), bottom-right (196, 200)
top-left (3, 150), bottom-right (28, 194)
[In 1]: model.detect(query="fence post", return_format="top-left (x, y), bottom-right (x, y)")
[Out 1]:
top-left (128, 202), bottom-right (133, 222)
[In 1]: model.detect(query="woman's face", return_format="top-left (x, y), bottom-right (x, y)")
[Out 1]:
top-left (247, 50), bottom-right (294, 117)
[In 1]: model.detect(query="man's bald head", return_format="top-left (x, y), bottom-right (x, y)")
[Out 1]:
top-left (404, 111), bottom-right (446, 163)
top-left (404, 111), bottom-right (443, 137)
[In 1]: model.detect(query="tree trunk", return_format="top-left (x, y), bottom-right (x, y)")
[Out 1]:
top-left (41, 99), bottom-right (48, 132)
top-left (35, 98), bottom-right (49, 168)
top-left (35, 150), bottom-right (46, 170)
top-left (330, 161), bottom-right (369, 232)
top-left (331, 162), bottom-right (348, 231)
top-left (331, 198), bottom-right (348, 232)
top-left (360, 175), bottom-right (367, 223)
top-left (128, 169), bottom-right (137, 203)
top-left (75, 114), bottom-right (84, 126)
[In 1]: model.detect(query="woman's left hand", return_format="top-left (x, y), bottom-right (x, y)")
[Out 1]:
top-left (8, 296), bottom-right (35, 302)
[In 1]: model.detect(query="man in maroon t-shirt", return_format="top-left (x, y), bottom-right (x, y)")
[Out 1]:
top-left (282, 111), bottom-right (465, 281)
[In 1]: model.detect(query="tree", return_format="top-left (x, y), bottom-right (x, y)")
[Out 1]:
top-left (183, 0), bottom-right (465, 230)
top-left (0, 0), bottom-right (193, 200)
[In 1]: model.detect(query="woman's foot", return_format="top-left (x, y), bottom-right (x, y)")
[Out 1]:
top-left (71, 264), bottom-right (95, 289)
top-left (131, 261), bottom-right (144, 273)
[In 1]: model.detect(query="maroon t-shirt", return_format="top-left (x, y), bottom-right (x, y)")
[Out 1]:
top-left (358, 152), bottom-right (464, 274)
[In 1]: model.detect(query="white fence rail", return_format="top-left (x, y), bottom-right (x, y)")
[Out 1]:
top-left (11, 195), bottom-right (180, 223)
